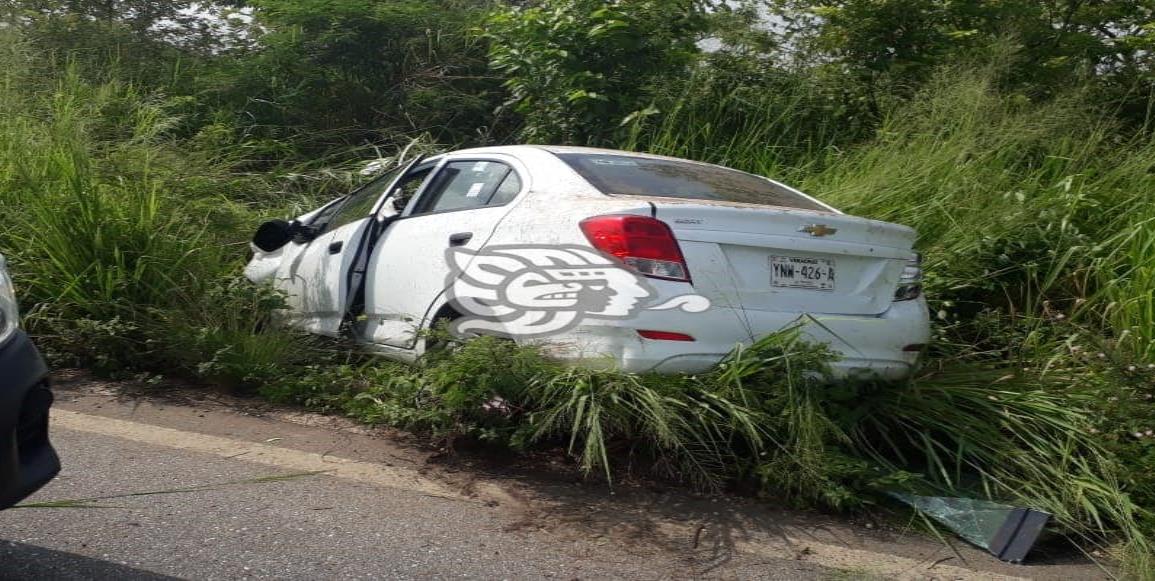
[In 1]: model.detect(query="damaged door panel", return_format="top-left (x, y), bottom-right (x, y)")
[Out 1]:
top-left (361, 156), bottom-right (528, 349)
top-left (262, 157), bottom-right (423, 336)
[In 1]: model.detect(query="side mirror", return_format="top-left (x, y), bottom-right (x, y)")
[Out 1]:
top-left (252, 219), bottom-right (293, 252)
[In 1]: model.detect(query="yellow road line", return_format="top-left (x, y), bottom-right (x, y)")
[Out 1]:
top-left (51, 408), bottom-right (465, 500)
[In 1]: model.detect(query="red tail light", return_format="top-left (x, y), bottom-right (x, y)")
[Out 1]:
top-left (637, 330), bottom-right (695, 341)
top-left (579, 215), bottom-right (691, 282)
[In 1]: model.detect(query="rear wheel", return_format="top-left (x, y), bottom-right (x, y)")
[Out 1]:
top-left (421, 306), bottom-right (512, 362)
top-left (421, 306), bottom-right (469, 361)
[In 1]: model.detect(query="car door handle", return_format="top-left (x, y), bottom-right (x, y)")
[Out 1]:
top-left (448, 232), bottom-right (473, 247)
top-left (328, 240), bottom-right (344, 254)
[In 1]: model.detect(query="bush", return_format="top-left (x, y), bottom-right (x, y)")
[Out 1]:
top-left (487, 0), bottom-right (706, 144)
top-left (0, 29), bottom-right (310, 383)
top-left (221, 0), bottom-right (504, 157)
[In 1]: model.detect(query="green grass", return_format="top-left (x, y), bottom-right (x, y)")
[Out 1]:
top-left (0, 30), bottom-right (313, 382)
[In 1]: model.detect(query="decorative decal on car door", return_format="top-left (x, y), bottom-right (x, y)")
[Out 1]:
top-left (444, 245), bottom-right (710, 338)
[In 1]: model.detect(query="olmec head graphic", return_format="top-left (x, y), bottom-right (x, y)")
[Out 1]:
top-left (445, 244), bottom-right (712, 339)
top-left (445, 246), bottom-right (654, 337)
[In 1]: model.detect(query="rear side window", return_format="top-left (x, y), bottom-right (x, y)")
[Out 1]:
top-left (413, 160), bottom-right (519, 215)
top-left (489, 172), bottom-right (522, 206)
top-left (557, 153), bottom-right (828, 211)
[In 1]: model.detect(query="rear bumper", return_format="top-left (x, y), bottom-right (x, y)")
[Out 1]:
top-left (540, 299), bottom-right (930, 378)
top-left (0, 330), bottom-right (59, 509)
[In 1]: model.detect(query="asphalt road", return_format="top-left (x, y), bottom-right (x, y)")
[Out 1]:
top-left (0, 374), bottom-right (1106, 580)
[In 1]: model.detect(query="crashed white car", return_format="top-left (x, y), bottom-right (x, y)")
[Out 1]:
top-left (246, 146), bottom-right (929, 378)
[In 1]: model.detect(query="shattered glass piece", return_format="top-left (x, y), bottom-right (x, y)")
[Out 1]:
top-left (890, 493), bottom-right (1050, 563)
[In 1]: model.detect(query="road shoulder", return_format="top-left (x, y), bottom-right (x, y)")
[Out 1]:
top-left (37, 371), bottom-right (1105, 580)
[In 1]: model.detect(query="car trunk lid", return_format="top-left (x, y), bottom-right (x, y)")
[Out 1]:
top-left (648, 200), bottom-right (916, 316)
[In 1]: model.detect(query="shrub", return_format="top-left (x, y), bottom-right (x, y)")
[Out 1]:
top-left (487, 0), bottom-right (706, 144)
top-left (0, 29), bottom-right (310, 382)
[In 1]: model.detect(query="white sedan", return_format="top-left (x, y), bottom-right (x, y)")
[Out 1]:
top-left (245, 146), bottom-right (930, 378)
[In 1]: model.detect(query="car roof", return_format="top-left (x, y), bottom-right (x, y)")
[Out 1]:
top-left (421, 145), bottom-right (835, 213)
top-left (448, 144), bottom-right (702, 165)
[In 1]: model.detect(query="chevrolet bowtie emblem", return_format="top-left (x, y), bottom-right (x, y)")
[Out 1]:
top-left (799, 224), bottom-right (838, 237)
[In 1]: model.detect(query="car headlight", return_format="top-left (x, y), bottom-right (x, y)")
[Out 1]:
top-left (894, 253), bottom-right (923, 301)
top-left (0, 256), bottom-right (21, 345)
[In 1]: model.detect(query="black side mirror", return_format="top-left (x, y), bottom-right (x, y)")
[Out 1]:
top-left (252, 219), bottom-right (294, 252)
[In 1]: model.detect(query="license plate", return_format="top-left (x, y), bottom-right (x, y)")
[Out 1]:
top-left (770, 256), bottom-right (835, 291)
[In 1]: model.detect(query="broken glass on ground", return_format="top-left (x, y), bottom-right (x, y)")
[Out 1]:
top-left (890, 493), bottom-right (1050, 563)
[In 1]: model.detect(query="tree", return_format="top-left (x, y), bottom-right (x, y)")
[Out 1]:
top-left (11, 0), bottom-right (253, 55)
top-left (228, 0), bottom-right (505, 153)
top-left (487, 0), bottom-right (709, 145)
top-left (767, 0), bottom-right (1155, 116)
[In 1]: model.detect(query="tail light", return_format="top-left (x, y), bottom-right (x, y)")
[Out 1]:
top-left (637, 330), bottom-right (695, 341)
top-left (894, 253), bottom-right (923, 301)
top-left (579, 215), bottom-right (691, 282)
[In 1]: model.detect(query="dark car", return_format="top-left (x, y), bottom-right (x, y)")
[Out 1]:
top-left (0, 254), bottom-right (59, 509)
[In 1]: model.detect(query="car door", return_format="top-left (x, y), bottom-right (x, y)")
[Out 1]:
top-left (361, 156), bottom-right (527, 348)
top-left (273, 160), bottom-right (419, 336)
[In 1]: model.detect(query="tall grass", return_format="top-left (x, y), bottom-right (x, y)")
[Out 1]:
top-left (0, 29), bottom-right (309, 382)
top-left (805, 70), bottom-right (1153, 332)
top-left (1093, 210), bottom-right (1155, 363)
top-left (853, 369), bottom-right (1151, 572)
top-left (619, 65), bottom-right (851, 176)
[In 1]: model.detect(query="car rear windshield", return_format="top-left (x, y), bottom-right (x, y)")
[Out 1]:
top-left (557, 153), bottom-right (828, 211)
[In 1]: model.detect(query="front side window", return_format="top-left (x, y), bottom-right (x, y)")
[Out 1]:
top-left (322, 166), bottom-right (404, 232)
top-left (412, 160), bottom-right (519, 215)
top-left (388, 166), bottom-right (434, 212)
top-left (556, 153), bottom-right (828, 211)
